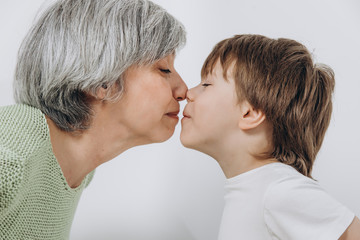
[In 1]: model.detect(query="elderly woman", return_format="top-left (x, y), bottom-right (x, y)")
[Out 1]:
top-left (0, 0), bottom-right (187, 239)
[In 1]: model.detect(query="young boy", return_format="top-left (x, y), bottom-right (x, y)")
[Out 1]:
top-left (180, 34), bottom-right (360, 239)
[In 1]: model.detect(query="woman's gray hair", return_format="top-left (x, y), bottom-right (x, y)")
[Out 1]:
top-left (14, 0), bottom-right (186, 132)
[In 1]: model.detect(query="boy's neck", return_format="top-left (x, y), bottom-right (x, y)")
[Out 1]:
top-left (217, 154), bottom-right (278, 179)
top-left (205, 126), bottom-right (277, 179)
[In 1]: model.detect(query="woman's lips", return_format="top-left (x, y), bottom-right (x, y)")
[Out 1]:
top-left (166, 111), bottom-right (180, 119)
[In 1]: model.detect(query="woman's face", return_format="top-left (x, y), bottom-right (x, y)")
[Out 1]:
top-left (103, 54), bottom-right (187, 144)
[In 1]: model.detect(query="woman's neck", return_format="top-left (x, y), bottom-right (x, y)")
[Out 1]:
top-left (45, 116), bottom-right (135, 188)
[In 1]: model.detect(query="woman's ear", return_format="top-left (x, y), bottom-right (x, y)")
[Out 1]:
top-left (95, 84), bottom-right (109, 100)
top-left (238, 101), bottom-right (266, 130)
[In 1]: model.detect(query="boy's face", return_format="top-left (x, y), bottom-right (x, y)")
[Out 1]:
top-left (180, 61), bottom-right (242, 152)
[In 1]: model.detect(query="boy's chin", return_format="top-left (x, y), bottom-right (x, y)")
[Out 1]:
top-left (180, 136), bottom-right (203, 152)
top-left (180, 135), bottom-right (195, 149)
top-left (180, 133), bottom-right (211, 155)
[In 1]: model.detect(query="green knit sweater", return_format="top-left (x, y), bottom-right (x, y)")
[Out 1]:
top-left (0, 104), bottom-right (94, 240)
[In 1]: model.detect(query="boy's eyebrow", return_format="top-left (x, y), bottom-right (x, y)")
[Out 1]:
top-left (201, 72), bottom-right (214, 81)
top-left (200, 78), bottom-right (208, 83)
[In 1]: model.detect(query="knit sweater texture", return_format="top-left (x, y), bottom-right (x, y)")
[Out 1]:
top-left (0, 104), bottom-right (94, 240)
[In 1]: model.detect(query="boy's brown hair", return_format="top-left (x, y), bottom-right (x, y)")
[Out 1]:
top-left (202, 34), bottom-right (335, 177)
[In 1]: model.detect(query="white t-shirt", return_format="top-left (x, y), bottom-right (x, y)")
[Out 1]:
top-left (218, 162), bottom-right (354, 240)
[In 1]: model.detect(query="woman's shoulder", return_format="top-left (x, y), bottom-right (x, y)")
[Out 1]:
top-left (0, 104), bottom-right (51, 212)
top-left (0, 104), bottom-right (50, 192)
top-left (0, 104), bottom-right (49, 150)
top-left (0, 104), bottom-right (44, 123)
top-left (0, 145), bottom-right (26, 212)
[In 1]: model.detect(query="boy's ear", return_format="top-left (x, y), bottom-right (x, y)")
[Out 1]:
top-left (238, 101), bottom-right (266, 130)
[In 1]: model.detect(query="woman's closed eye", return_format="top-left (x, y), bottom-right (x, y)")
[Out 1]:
top-left (160, 69), bottom-right (171, 74)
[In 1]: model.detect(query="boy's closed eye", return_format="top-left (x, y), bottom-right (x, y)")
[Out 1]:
top-left (202, 83), bottom-right (212, 87)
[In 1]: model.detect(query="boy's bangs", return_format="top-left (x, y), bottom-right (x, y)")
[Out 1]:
top-left (201, 50), bottom-right (220, 79)
top-left (201, 38), bottom-right (236, 81)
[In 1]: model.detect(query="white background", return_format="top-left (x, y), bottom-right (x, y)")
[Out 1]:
top-left (1, 0), bottom-right (359, 239)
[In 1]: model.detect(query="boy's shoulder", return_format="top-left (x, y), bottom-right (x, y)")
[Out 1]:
top-left (262, 163), bottom-right (354, 239)
top-left (225, 162), bottom-right (316, 203)
top-left (262, 162), bottom-right (324, 210)
top-left (233, 162), bottom-right (313, 188)
top-left (264, 162), bottom-right (316, 187)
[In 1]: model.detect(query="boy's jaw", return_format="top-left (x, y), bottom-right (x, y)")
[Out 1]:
top-left (180, 106), bottom-right (193, 147)
top-left (181, 105), bottom-right (191, 122)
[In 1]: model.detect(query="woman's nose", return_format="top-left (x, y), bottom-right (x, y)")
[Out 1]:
top-left (172, 72), bottom-right (188, 101)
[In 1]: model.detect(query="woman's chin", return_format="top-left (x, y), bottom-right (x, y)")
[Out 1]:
top-left (151, 128), bottom-right (176, 143)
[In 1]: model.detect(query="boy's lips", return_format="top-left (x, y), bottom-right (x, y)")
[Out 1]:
top-left (182, 112), bottom-right (191, 118)
top-left (182, 106), bottom-right (191, 118)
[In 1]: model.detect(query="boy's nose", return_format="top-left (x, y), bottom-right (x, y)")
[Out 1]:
top-left (172, 72), bottom-right (188, 101)
top-left (186, 88), bottom-right (194, 102)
